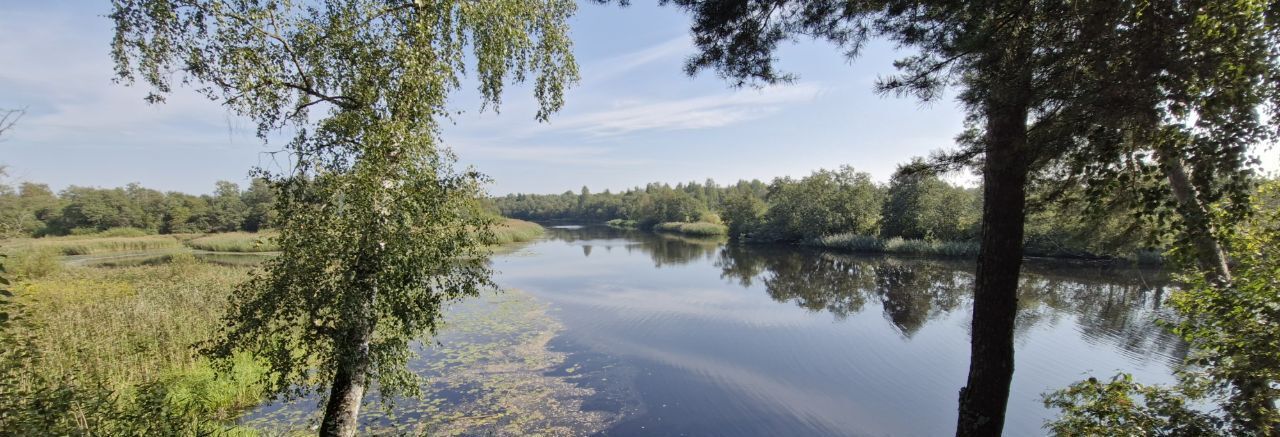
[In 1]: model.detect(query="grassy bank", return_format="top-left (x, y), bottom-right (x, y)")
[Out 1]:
top-left (492, 218), bottom-right (545, 244)
top-left (185, 232), bottom-right (280, 252)
top-left (809, 234), bottom-right (979, 257)
top-left (4, 234), bottom-right (183, 256)
top-left (653, 221), bottom-right (729, 237)
top-left (808, 233), bottom-right (1163, 263)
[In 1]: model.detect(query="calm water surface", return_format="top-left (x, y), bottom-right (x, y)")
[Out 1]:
top-left (492, 225), bottom-right (1183, 436)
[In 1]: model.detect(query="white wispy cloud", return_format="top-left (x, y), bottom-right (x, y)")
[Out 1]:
top-left (543, 83), bottom-right (822, 136)
top-left (583, 36), bottom-right (692, 84)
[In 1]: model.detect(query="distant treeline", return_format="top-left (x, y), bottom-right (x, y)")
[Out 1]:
top-left (0, 178), bottom-right (276, 237)
top-left (492, 163), bottom-right (1163, 259)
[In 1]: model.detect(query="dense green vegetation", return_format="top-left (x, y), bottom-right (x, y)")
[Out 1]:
top-left (1045, 181), bottom-right (1280, 435)
top-left (0, 218), bottom-right (543, 433)
top-left (0, 177), bottom-right (277, 238)
top-left (495, 163), bottom-right (1163, 260)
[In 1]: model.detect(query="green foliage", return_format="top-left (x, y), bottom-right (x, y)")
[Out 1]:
top-left (759, 167), bottom-right (883, 242)
top-left (1044, 374), bottom-right (1220, 436)
top-left (0, 178), bottom-right (280, 237)
top-left (1046, 181), bottom-right (1280, 435)
top-left (720, 190), bottom-right (767, 238)
top-left (881, 162), bottom-right (979, 241)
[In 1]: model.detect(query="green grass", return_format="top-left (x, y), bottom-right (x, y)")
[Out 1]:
top-left (185, 232), bottom-right (280, 253)
top-left (4, 257), bottom-right (266, 433)
top-left (4, 234), bottom-right (183, 256)
top-left (653, 221), bottom-right (729, 237)
top-left (491, 218), bottom-right (545, 244)
top-left (811, 234), bottom-right (980, 257)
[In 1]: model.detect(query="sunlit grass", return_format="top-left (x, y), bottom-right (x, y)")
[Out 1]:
top-left (491, 218), bottom-right (545, 244)
top-left (812, 234), bottom-right (980, 257)
top-left (3, 234), bottom-right (183, 256)
top-left (653, 221), bottom-right (729, 237)
top-left (185, 232), bottom-right (280, 253)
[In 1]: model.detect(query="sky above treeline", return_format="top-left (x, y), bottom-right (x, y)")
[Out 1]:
top-left (1, 2), bottom-right (1274, 196)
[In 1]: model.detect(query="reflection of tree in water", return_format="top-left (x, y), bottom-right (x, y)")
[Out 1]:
top-left (1016, 262), bottom-right (1185, 363)
top-left (718, 246), bottom-right (877, 319)
top-left (544, 225), bottom-right (724, 268)
top-left (716, 244), bottom-right (1184, 360)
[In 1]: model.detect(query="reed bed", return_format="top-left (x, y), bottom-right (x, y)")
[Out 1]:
top-left (3, 234), bottom-right (182, 256)
top-left (185, 232), bottom-right (279, 253)
top-left (653, 221), bottom-right (729, 237)
top-left (811, 234), bottom-right (980, 257)
top-left (491, 218), bottom-right (545, 244)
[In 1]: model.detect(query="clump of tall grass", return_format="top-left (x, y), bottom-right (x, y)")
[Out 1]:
top-left (653, 221), bottom-right (729, 237)
top-left (491, 218), bottom-right (545, 244)
top-left (4, 234), bottom-right (182, 256)
top-left (3, 261), bottom-right (266, 432)
top-left (7, 248), bottom-right (62, 279)
top-left (812, 234), bottom-right (979, 257)
top-left (606, 218), bottom-right (638, 229)
top-left (185, 232), bottom-right (279, 253)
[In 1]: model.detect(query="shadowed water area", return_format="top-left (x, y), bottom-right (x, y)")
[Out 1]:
top-left (236, 225), bottom-right (1183, 435)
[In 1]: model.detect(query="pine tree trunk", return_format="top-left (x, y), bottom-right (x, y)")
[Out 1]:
top-left (319, 322), bottom-right (374, 436)
top-left (955, 90), bottom-right (1031, 437)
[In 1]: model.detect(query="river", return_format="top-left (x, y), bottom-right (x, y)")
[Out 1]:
top-left (245, 224), bottom-right (1183, 436)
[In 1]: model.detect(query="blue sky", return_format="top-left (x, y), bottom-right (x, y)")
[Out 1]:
top-left (3, 2), bottom-right (1267, 196)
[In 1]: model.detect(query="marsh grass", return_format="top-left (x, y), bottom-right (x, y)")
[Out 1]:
top-left (606, 219), bottom-right (638, 229)
top-left (185, 232), bottom-right (280, 253)
top-left (6, 258), bottom-right (267, 432)
top-left (812, 234), bottom-right (980, 257)
top-left (3, 234), bottom-right (182, 256)
top-left (491, 218), bottom-right (545, 244)
top-left (653, 221), bottom-right (729, 237)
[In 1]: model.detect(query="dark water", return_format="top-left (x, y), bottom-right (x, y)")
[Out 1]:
top-left (493, 225), bottom-right (1184, 436)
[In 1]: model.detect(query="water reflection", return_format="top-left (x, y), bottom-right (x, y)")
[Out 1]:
top-left (714, 244), bottom-right (1182, 359)
top-left (497, 225), bottom-right (1185, 436)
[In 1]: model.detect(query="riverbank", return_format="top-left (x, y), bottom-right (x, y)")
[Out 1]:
top-left (805, 232), bottom-right (1163, 265)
